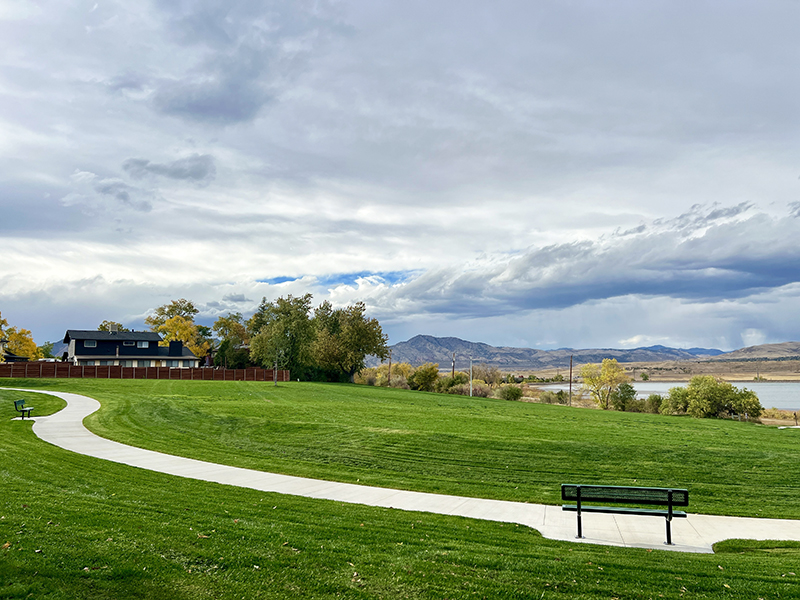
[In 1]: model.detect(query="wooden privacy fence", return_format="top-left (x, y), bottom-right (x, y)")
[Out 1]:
top-left (0, 362), bottom-right (290, 382)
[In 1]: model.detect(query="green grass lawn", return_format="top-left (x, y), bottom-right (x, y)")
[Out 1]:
top-left (5, 378), bottom-right (800, 518)
top-left (2, 381), bottom-right (800, 598)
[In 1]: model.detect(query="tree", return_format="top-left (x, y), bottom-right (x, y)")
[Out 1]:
top-left (153, 315), bottom-right (211, 359)
top-left (660, 376), bottom-right (763, 419)
top-left (610, 382), bottom-right (637, 411)
top-left (145, 299), bottom-right (209, 359)
top-left (212, 312), bottom-right (249, 346)
top-left (249, 294), bottom-right (315, 378)
top-left (580, 358), bottom-right (629, 409)
top-left (213, 339), bottom-right (250, 369)
top-left (38, 341), bottom-right (55, 359)
top-left (98, 320), bottom-right (129, 332)
top-left (144, 298), bottom-right (199, 330)
top-left (472, 363), bottom-right (502, 386)
top-left (5, 326), bottom-right (41, 360)
top-left (0, 311), bottom-right (7, 361)
top-left (311, 301), bottom-right (389, 382)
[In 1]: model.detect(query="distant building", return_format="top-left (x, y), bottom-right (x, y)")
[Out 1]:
top-left (62, 330), bottom-right (199, 368)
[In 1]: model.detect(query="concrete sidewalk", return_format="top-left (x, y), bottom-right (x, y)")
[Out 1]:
top-left (7, 387), bottom-right (800, 554)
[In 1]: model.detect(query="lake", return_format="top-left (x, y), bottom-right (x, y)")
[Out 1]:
top-left (539, 381), bottom-right (800, 411)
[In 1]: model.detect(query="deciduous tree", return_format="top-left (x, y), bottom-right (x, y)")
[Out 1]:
top-left (311, 300), bottom-right (389, 382)
top-left (661, 376), bottom-right (763, 419)
top-left (0, 311), bottom-right (41, 360)
top-left (580, 358), bottom-right (628, 410)
top-left (212, 312), bottom-right (249, 346)
top-left (153, 315), bottom-right (211, 359)
top-left (145, 298), bottom-right (199, 330)
top-left (98, 320), bottom-right (129, 332)
top-left (249, 294), bottom-right (315, 378)
top-left (5, 326), bottom-right (41, 360)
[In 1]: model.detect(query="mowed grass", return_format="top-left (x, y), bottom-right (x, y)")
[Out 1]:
top-left (4, 379), bottom-right (800, 518)
top-left (2, 386), bottom-right (800, 599)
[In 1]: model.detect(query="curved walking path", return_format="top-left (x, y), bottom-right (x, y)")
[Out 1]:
top-left (9, 387), bottom-right (800, 554)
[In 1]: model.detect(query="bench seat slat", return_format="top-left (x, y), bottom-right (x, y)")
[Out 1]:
top-left (561, 484), bottom-right (689, 507)
top-left (562, 504), bottom-right (687, 518)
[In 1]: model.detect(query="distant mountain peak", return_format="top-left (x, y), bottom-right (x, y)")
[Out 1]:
top-left (370, 335), bottom-right (726, 370)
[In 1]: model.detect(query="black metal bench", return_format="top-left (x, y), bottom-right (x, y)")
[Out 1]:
top-left (14, 399), bottom-right (34, 420)
top-left (561, 484), bottom-right (689, 545)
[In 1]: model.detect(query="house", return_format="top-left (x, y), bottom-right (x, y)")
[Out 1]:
top-left (0, 338), bottom-right (29, 363)
top-left (62, 330), bottom-right (200, 368)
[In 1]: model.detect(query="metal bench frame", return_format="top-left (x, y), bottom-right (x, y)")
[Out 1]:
top-left (14, 399), bottom-right (34, 420)
top-left (561, 484), bottom-right (689, 545)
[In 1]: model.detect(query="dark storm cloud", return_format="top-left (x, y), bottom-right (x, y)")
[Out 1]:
top-left (123, 154), bottom-right (216, 182)
top-left (367, 207), bottom-right (800, 318)
top-left (147, 0), bottom-right (346, 124)
top-left (222, 293), bottom-right (250, 303)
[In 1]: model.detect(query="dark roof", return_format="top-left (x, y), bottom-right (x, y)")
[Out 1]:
top-left (156, 346), bottom-right (198, 359)
top-left (63, 330), bottom-right (163, 343)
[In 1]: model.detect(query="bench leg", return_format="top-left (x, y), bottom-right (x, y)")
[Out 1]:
top-left (665, 518), bottom-right (672, 545)
top-left (576, 513), bottom-right (583, 539)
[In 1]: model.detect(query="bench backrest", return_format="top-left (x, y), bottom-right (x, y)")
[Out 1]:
top-left (561, 484), bottom-right (689, 507)
top-left (14, 399), bottom-right (26, 411)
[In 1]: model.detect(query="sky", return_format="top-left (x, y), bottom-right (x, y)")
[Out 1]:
top-left (2, 0), bottom-right (800, 352)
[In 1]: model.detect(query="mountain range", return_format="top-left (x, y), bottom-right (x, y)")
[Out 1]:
top-left (368, 335), bottom-right (738, 370)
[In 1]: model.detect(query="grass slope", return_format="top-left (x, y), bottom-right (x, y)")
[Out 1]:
top-left (5, 379), bottom-right (799, 518)
top-left (2, 386), bottom-right (800, 599)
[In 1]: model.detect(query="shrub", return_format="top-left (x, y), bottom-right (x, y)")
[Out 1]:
top-left (623, 398), bottom-right (646, 413)
top-left (660, 386), bottom-right (690, 415)
top-left (539, 390), bottom-right (567, 405)
top-left (435, 372), bottom-right (469, 393)
top-left (498, 385), bottom-right (523, 401)
top-left (409, 362), bottom-right (440, 392)
top-left (389, 375), bottom-right (410, 389)
top-left (645, 394), bottom-right (663, 414)
top-left (447, 382), bottom-right (491, 398)
top-left (660, 376), bottom-right (763, 419)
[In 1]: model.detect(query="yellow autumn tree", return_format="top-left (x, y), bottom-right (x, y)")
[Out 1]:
top-left (154, 315), bottom-right (210, 359)
top-left (580, 358), bottom-right (629, 410)
top-left (1, 310), bottom-right (41, 361)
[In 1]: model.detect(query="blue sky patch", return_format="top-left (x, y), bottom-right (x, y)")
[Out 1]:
top-left (317, 270), bottom-right (417, 287)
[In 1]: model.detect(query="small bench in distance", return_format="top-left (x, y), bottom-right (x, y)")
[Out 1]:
top-left (14, 399), bottom-right (34, 420)
top-left (561, 484), bottom-right (688, 545)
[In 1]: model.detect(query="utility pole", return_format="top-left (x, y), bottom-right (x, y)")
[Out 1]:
top-left (569, 355), bottom-right (573, 407)
top-left (469, 357), bottom-right (473, 397)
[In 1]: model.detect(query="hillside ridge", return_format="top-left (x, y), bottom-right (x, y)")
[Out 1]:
top-left (367, 335), bottom-right (796, 370)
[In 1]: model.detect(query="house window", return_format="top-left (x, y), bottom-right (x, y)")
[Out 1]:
top-left (84, 340), bottom-right (97, 348)
top-left (123, 341), bottom-right (135, 346)
top-left (166, 360), bottom-right (180, 367)
top-left (137, 360), bottom-right (152, 367)
top-left (120, 360), bottom-right (134, 367)
top-left (98, 360), bottom-right (113, 365)
top-left (137, 341), bottom-right (149, 348)
top-left (182, 360), bottom-right (193, 368)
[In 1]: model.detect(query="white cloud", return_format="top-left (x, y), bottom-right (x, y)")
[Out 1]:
top-left (3, 1), bottom-right (800, 350)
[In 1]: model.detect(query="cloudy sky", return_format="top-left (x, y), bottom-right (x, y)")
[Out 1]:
top-left (2, 0), bottom-right (800, 351)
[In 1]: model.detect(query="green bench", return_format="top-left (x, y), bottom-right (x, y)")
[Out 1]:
top-left (561, 484), bottom-right (689, 545)
top-left (14, 399), bottom-right (34, 420)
